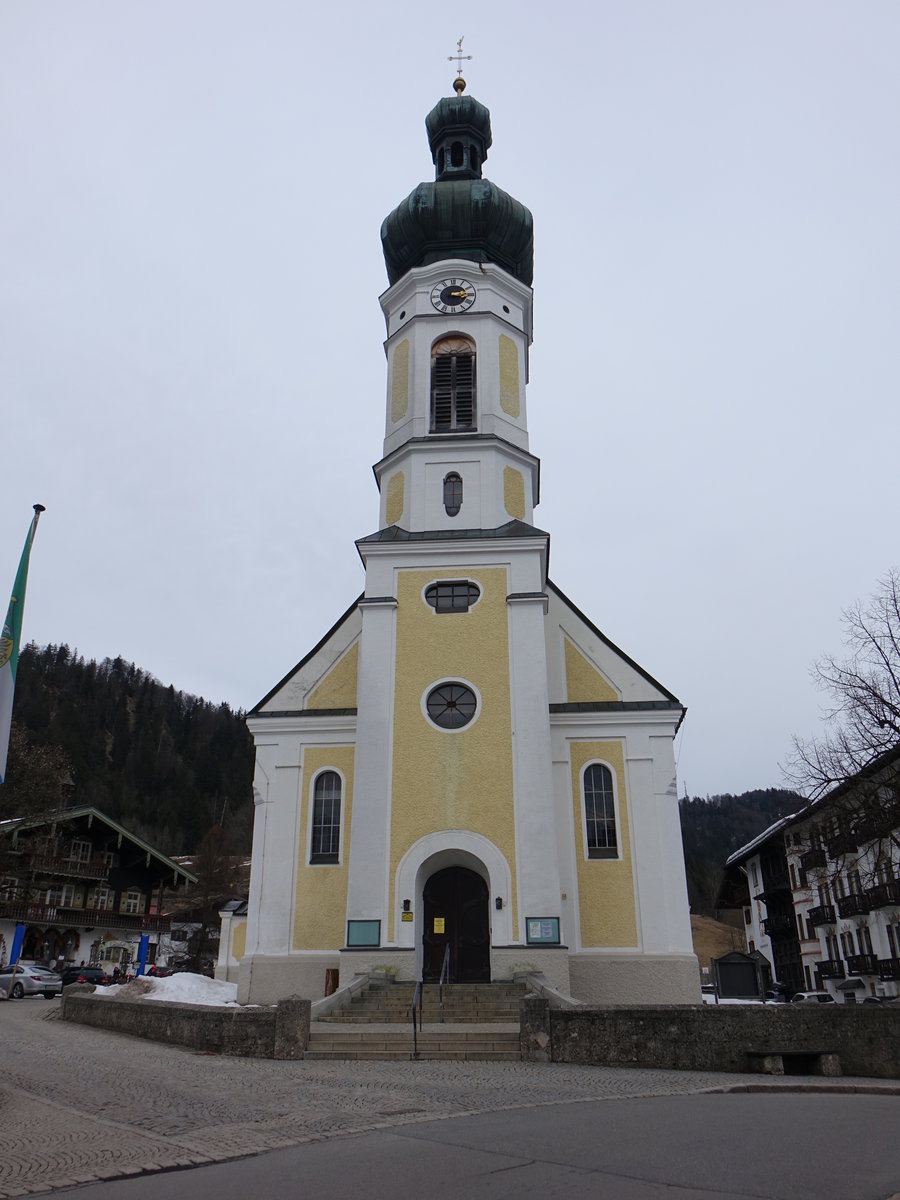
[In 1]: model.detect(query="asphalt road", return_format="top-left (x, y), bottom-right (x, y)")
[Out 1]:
top-left (53, 1093), bottom-right (900, 1200)
top-left (3, 996), bottom-right (898, 1200)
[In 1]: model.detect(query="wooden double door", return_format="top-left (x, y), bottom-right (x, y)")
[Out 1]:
top-left (422, 865), bottom-right (491, 982)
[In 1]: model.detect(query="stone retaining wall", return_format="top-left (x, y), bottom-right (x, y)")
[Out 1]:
top-left (520, 998), bottom-right (900, 1078)
top-left (61, 989), bottom-right (310, 1059)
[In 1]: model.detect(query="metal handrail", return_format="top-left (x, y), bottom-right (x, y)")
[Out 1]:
top-left (411, 979), bottom-right (423, 1059)
top-left (438, 944), bottom-right (451, 1024)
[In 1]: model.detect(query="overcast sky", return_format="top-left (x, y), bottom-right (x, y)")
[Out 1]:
top-left (2, 2), bottom-right (898, 799)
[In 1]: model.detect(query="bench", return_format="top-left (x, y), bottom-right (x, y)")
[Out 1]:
top-left (746, 1048), bottom-right (841, 1076)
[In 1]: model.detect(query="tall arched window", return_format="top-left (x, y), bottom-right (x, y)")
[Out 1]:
top-left (431, 337), bottom-right (476, 432)
top-left (310, 771), bottom-right (341, 864)
top-left (583, 764), bottom-right (618, 859)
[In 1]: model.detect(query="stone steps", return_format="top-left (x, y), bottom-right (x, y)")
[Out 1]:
top-left (305, 1023), bottom-right (521, 1061)
top-left (322, 981), bottom-right (526, 1027)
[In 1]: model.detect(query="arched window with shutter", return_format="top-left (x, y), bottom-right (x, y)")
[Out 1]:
top-left (431, 336), bottom-right (476, 432)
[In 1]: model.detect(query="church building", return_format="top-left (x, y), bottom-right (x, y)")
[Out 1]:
top-left (236, 79), bottom-right (698, 1007)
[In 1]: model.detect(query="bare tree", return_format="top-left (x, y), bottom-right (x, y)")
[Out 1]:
top-left (785, 569), bottom-right (900, 884)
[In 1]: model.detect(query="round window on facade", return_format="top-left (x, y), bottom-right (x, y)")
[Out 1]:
top-left (425, 682), bottom-right (477, 730)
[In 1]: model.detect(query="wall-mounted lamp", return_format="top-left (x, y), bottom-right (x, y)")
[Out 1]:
top-left (402, 899), bottom-right (411, 912)
top-left (495, 896), bottom-right (503, 910)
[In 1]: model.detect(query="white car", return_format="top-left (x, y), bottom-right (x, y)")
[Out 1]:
top-left (0, 963), bottom-right (63, 999)
top-left (790, 990), bottom-right (836, 1004)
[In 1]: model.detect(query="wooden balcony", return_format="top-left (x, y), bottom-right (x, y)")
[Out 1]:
top-left (762, 914), bottom-right (794, 938)
top-left (845, 954), bottom-right (879, 976)
top-left (0, 899), bottom-right (171, 932)
top-left (866, 880), bottom-right (900, 909)
top-left (799, 848), bottom-right (827, 871)
top-left (837, 893), bottom-right (871, 918)
top-left (878, 958), bottom-right (900, 982)
top-left (27, 855), bottom-right (110, 882)
top-left (807, 904), bottom-right (836, 927)
top-left (59, 906), bottom-right (172, 932)
top-left (826, 832), bottom-right (857, 857)
top-left (815, 959), bottom-right (846, 980)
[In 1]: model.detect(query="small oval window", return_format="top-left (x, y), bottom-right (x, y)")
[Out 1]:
top-left (425, 581), bottom-right (480, 613)
top-left (443, 471), bottom-right (463, 516)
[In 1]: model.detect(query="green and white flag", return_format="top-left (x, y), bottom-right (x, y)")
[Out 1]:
top-left (0, 506), bottom-right (44, 784)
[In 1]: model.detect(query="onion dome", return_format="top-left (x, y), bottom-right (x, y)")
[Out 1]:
top-left (381, 87), bottom-right (533, 287)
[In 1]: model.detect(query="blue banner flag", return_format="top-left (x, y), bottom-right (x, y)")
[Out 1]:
top-left (9, 923), bottom-right (25, 965)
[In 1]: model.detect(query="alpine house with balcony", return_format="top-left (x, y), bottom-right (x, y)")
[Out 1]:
top-left (724, 745), bottom-right (900, 1001)
top-left (0, 806), bottom-right (196, 972)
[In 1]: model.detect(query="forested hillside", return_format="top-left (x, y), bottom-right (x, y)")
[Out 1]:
top-left (4, 643), bottom-right (804, 897)
top-left (679, 788), bottom-right (802, 915)
top-left (4, 643), bottom-right (254, 856)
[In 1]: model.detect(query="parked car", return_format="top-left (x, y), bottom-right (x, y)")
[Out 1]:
top-left (173, 958), bottom-right (214, 978)
top-left (790, 991), bottom-right (836, 1004)
top-left (60, 965), bottom-right (111, 989)
top-left (0, 963), bottom-right (63, 999)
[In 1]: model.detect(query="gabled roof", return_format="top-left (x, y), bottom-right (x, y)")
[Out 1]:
top-left (4, 806), bottom-right (197, 885)
top-left (725, 811), bottom-right (804, 867)
top-left (726, 742), bottom-right (900, 867)
top-left (248, 593), bottom-right (363, 715)
top-left (547, 577), bottom-right (683, 712)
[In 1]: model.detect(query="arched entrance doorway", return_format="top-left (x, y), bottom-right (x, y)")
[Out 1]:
top-left (422, 865), bottom-right (490, 982)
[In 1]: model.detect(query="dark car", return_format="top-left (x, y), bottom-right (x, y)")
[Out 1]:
top-left (60, 965), bottom-right (110, 988)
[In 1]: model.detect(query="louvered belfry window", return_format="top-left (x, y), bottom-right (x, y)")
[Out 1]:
top-left (431, 337), bottom-right (476, 432)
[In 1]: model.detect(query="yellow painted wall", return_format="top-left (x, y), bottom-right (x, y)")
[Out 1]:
top-left (564, 637), bottom-right (619, 702)
top-left (232, 920), bottom-right (246, 961)
top-left (389, 567), bottom-right (516, 940)
top-left (391, 339), bottom-right (410, 422)
top-left (307, 643), bottom-right (359, 709)
top-left (498, 334), bottom-right (520, 417)
top-left (386, 471), bottom-right (405, 526)
top-left (569, 740), bottom-right (637, 947)
top-left (503, 467), bottom-right (525, 520)
top-left (293, 746), bottom-right (355, 950)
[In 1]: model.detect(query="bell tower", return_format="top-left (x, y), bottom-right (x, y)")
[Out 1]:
top-left (375, 83), bottom-right (539, 534)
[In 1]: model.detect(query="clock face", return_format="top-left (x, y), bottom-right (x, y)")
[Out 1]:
top-left (431, 278), bottom-right (476, 313)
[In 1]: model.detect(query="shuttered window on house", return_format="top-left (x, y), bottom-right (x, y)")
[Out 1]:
top-left (431, 339), bottom-right (476, 432)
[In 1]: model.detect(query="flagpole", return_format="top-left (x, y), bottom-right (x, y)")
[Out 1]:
top-left (1, 506), bottom-right (45, 993)
top-left (0, 504), bottom-right (46, 788)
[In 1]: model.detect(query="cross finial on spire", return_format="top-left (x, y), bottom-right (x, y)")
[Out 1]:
top-left (448, 36), bottom-right (472, 94)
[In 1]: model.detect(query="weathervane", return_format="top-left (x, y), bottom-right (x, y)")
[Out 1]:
top-left (448, 36), bottom-right (472, 95)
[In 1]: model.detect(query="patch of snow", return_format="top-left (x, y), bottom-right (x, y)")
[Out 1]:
top-left (701, 994), bottom-right (765, 1005)
top-left (94, 974), bottom-right (241, 1006)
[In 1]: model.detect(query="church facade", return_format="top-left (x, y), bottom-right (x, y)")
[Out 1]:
top-left (237, 84), bottom-right (698, 1007)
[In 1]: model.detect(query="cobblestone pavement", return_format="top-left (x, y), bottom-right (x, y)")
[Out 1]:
top-left (1, 998), bottom-right (896, 1197)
